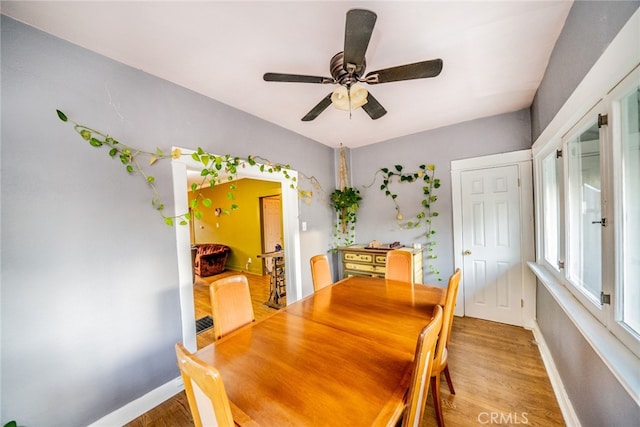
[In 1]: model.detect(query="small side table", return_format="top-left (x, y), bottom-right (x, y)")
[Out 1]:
top-left (258, 250), bottom-right (286, 309)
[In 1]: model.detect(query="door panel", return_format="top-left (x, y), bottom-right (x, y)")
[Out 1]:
top-left (261, 196), bottom-right (282, 253)
top-left (462, 165), bottom-right (523, 326)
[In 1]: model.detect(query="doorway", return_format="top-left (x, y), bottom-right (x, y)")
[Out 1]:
top-left (260, 195), bottom-right (283, 266)
top-left (451, 150), bottom-right (536, 328)
top-left (171, 148), bottom-right (302, 352)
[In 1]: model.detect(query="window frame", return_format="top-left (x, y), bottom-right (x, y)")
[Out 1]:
top-left (534, 67), bottom-right (640, 358)
top-left (608, 67), bottom-right (640, 354)
top-left (561, 106), bottom-right (608, 321)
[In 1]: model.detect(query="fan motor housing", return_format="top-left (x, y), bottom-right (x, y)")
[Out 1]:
top-left (330, 52), bottom-right (365, 87)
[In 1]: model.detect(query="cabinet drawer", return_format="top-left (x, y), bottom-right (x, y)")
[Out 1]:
top-left (344, 252), bottom-right (373, 263)
top-left (345, 262), bottom-right (376, 273)
top-left (375, 255), bottom-right (387, 264)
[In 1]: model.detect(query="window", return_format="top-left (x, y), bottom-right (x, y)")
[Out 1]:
top-left (618, 86), bottom-right (640, 336)
top-left (535, 67), bottom-right (640, 357)
top-left (541, 152), bottom-right (561, 269)
top-left (565, 121), bottom-right (602, 303)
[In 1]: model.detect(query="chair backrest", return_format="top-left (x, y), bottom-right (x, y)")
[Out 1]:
top-left (210, 275), bottom-right (255, 339)
top-left (403, 305), bottom-right (444, 427)
top-left (385, 250), bottom-right (413, 283)
top-left (310, 254), bottom-right (333, 291)
top-left (175, 342), bottom-right (235, 427)
top-left (434, 268), bottom-right (461, 369)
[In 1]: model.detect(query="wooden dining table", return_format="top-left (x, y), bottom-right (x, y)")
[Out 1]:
top-left (195, 275), bottom-right (446, 426)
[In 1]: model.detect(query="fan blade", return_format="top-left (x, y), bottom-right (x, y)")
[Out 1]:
top-left (343, 9), bottom-right (377, 74)
top-left (302, 94), bottom-right (333, 121)
top-left (364, 59), bottom-right (443, 84)
top-left (264, 73), bottom-right (335, 84)
top-left (362, 92), bottom-right (387, 120)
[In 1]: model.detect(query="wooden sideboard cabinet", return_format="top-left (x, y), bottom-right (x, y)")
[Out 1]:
top-left (338, 244), bottom-right (423, 283)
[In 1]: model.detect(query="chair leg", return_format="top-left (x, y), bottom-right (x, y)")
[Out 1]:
top-left (443, 365), bottom-right (455, 395)
top-left (431, 374), bottom-right (445, 427)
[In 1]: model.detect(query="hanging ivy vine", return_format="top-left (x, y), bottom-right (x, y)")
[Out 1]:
top-left (55, 110), bottom-right (319, 225)
top-left (378, 163), bottom-right (442, 281)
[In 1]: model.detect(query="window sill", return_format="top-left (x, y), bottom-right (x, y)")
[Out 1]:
top-left (528, 262), bottom-right (640, 406)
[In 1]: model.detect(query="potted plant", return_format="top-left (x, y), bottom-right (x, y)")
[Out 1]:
top-left (330, 186), bottom-right (362, 234)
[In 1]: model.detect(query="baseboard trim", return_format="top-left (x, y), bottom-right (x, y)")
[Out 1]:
top-left (529, 322), bottom-right (581, 427)
top-left (87, 376), bottom-right (184, 426)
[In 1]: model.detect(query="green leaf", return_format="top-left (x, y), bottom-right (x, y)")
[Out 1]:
top-left (109, 148), bottom-right (118, 157)
top-left (191, 183), bottom-right (198, 192)
top-left (126, 165), bottom-right (134, 173)
top-left (147, 176), bottom-right (155, 183)
top-left (202, 198), bottom-right (213, 208)
top-left (80, 129), bottom-right (91, 140)
top-left (164, 217), bottom-right (174, 226)
top-left (231, 204), bottom-right (239, 210)
top-left (394, 165), bottom-right (403, 172)
top-left (191, 152), bottom-right (200, 162)
top-left (190, 199), bottom-right (198, 209)
top-left (179, 220), bottom-right (188, 226)
top-left (195, 211), bottom-right (203, 219)
top-left (89, 137), bottom-right (103, 147)
top-left (226, 192), bottom-right (234, 200)
top-left (56, 110), bottom-right (68, 122)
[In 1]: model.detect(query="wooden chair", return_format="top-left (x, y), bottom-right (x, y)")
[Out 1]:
top-left (175, 342), bottom-right (235, 427)
top-left (385, 249), bottom-right (413, 283)
top-left (310, 254), bottom-right (333, 291)
top-left (210, 274), bottom-right (255, 339)
top-left (430, 268), bottom-right (462, 427)
top-left (402, 305), bottom-right (443, 427)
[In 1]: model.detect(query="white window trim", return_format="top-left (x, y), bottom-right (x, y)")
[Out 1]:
top-left (531, 8), bottom-right (640, 406)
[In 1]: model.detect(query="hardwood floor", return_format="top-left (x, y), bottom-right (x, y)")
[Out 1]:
top-left (126, 276), bottom-right (564, 427)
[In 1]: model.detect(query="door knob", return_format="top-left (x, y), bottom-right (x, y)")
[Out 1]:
top-left (463, 250), bottom-right (472, 256)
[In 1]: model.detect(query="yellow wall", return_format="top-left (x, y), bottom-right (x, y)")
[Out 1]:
top-left (189, 178), bottom-right (282, 275)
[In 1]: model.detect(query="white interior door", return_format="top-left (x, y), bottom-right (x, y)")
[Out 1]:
top-left (461, 165), bottom-right (523, 326)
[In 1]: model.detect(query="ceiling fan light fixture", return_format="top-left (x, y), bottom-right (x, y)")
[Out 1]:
top-left (331, 84), bottom-right (368, 111)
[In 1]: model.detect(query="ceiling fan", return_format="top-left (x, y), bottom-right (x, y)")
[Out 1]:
top-left (263, 8), bottom-right (443, 121)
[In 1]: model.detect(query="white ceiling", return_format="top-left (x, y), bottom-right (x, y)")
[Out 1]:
top-left (2, 1), bottom-right (573, 148)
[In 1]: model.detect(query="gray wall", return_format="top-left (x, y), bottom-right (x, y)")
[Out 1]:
top-left (1, 15), bottom-right (334, 426)
top-left (351, 109), bottom-right (531, 283)
top-left (531, 1), bottom-right (640, 425)
top-left (537, 287), bottom-right (640, 426)
top-left (531, 0), bottom-right (640, 141)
